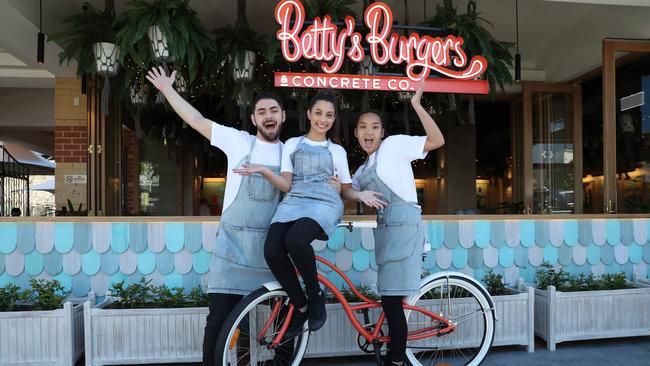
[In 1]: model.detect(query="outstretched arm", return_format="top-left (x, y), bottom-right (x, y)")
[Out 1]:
top-left (232, 165), bottom-right (293, 193)
top-left (411, 79), bottom-right (445, 152)
top-left (342, 186), bottom-right (387, 209)
top-left (146, 66), bottom-right (212, 140)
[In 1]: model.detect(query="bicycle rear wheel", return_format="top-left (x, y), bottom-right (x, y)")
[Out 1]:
top-left (405, 275), bottom-right (495, 366)
top-left (215, 287), bottom-right (310, 366)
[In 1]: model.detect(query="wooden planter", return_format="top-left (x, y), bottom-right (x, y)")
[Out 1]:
top-left (83, 296), bottom-right (208, 366)
top-left (0, 295), bottom-right (90, 366)
top-left (534, 279), bottom-right (650, 350)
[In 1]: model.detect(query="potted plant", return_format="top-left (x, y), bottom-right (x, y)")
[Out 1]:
top-left (531, 263), bottom-right (650, 350)
top-left (83, 277), bottom-right (209, 365)
top-left (115, 0), bottom-right (213, 83)
top-left (48, 1), bottom-right (121, 77)
top-left (205, 0), bottom-right (272, 130)
top-left (303, 0), bottom-right (357, 21)
top-left (0, 279), bottom-right (90, 365)
top-left (422, 0), bottom-right (514, 95)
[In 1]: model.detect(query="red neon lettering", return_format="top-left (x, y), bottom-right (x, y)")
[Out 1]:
top-left (364, 2), bottom-right (486, 80)
top-left (275, 1), bottom-right (487, 81)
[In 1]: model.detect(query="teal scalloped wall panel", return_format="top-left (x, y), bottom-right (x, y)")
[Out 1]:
top-left (0, 219), bottom-right (649, 298)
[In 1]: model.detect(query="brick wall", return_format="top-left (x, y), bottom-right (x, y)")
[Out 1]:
top-left (55, 125), bottom-right (87, 163)
top-left (54, 78), bottom-right (87, 212)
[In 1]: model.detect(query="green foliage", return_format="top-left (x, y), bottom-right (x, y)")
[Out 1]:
top-left (26, 279), bottom-right (71, 311)
top-left (481, 270), bottom-right (513, 296)
top-left (109, 277), bottom-right (208, 308)
top-left (422, 0), bottom-right (514, 95)
top-left (303, 0), bottom-right (357, 21)
top-left (535, 263), bottom-right (572, 290)
top-left (152, 285), bottom-right (185, 308)
top-left (115, 0), bottom-right (213, 82)
top-left (186, 286), bottom-right (209, 307)
top-left (110, 277), bottom-right (154, 308)
top-left (338, 285), bottom-right (379, 303)
top-left (48, 2), bottom-right (119, 77)
top-left (535, 263), bottom-right (634, 291)
top-left (0, 284), bottom-right (31, 312)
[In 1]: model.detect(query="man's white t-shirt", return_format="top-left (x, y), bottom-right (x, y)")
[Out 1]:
top-left (352, 135), bottom-right (428, 203)
top-left (281, 136), bottom-right (352, 184)
top-left (210, 122), bottom-right (283, 212)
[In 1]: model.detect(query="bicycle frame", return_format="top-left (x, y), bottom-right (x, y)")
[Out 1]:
top-left (261, 255), bottom-right (456, 349)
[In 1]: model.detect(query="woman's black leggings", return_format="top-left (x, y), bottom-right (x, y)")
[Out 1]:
top-left (264, 218), bottom-right (324, 307)
top-left (382, 295), bottom-right (408, 364)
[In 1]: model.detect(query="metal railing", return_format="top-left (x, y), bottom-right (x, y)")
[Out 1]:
top-left (0, 143), bottom-right (29, 216)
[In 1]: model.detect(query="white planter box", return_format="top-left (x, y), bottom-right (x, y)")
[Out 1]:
top-left (305, 302), bottom-right (381, 357)
top-left (534, 279), bottom-right (650, 351)
top-left (305, 287), bottom-right (535, 357)
top-left (0, 295), bottom-right (90, 366)
top-left (83, 296), bottom-right (208, 366)
top-left (493, 286), bottom-right (535, 352)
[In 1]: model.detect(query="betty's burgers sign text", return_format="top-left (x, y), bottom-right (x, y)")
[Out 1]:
top-left (274, 0), bottom-right (489, 94)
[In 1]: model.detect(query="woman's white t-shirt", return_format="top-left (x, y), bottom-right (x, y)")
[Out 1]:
top-left (281, 136), bottom-right (352, 184)
top-left (211, 122), bottom-right (283, 212)
top-left (352, 135), bottom-right (428, 203)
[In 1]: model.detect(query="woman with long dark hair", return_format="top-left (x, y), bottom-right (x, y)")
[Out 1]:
top-left (343, 81), bottom-right (445, 365)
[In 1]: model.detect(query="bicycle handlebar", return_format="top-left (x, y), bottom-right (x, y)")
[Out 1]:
top-left (338, 221), bottom-right (377, 231)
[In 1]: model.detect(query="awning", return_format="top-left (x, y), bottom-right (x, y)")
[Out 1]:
top-left (30, 178), bottom-right (55, 192)
top-left (0, 141), bottom-right (55, 175)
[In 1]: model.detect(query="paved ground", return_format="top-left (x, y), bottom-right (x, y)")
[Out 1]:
top-left (96, 336), bottom-right (650, 365)
top-left (301, 337), bottom-right (650, 366)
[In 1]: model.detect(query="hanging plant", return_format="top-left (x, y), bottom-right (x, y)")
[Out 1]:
top-left (208, 0), bottom-right (275, 129)
top-left (303, 0), bottom-right (357, 21)
top-left (422, 0), bottom-right (514, 95)
top-left (115, 0), bottom-right (212, 82)
top-left (48, 1), bottom-right (121, 77)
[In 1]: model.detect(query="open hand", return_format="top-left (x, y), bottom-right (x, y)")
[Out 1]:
top-left (146, 66), bottom-right (176, 92)
top-left (358, 191), bottom-right (387, 209)
top-left (411, 77), bottom-right (426, 107)
top-left (232, 164), bottom-right (267, 177)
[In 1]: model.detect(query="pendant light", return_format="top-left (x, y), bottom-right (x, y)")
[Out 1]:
top-left (515, 0), bottom-right (521, 81)
top-left (37, 0), bottom-right (44, 64)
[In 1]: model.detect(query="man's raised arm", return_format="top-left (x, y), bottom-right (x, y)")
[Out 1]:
top-left (147, 66), bottom-right (212, 140)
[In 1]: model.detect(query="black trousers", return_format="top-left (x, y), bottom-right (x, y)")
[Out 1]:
top-left (382, 295), bottom-right (408, 364)
top-left (264, 218), bottom-right (324, 307)
top-left (203, 293), bottom-right (243, 366)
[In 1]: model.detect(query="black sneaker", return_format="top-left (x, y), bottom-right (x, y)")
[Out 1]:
top-left (308, 291), bottom-right (327, 331)
top-left (283, 309), bottom-right (308, 341)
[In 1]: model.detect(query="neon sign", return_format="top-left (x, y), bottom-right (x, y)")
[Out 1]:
top-left (274, 0), bottom-right (489, 94)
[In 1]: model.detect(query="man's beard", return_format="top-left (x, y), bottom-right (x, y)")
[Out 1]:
top-left (256, 122), bottom-right (281, 142)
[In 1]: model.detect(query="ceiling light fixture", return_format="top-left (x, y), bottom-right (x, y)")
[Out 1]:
top-left (37, 0), bottom-right (44, 64)
top-left (515, 0), bottom-right (521, 81)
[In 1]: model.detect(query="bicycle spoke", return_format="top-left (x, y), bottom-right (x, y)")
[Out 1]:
top-left (219, 289), bottom-right (310, 366)
top-left (405, 276), bottom-right (495, 366)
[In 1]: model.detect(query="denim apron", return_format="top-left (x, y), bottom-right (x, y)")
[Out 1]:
top-left (356, 147), bottom-right (424, 296)
top-left (271, 136), bottom-right (343, 239)
top-left (207, 139), bottom-right (282, 295)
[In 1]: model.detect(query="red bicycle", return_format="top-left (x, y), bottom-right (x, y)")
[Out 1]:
top-left (216, 221), bottom-right (496, 366)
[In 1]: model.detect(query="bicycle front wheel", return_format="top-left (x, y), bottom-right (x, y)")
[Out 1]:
top-left (215, 287), bottom-right (310, 366)
top-left (405, 275), bottom-right (495, 366)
